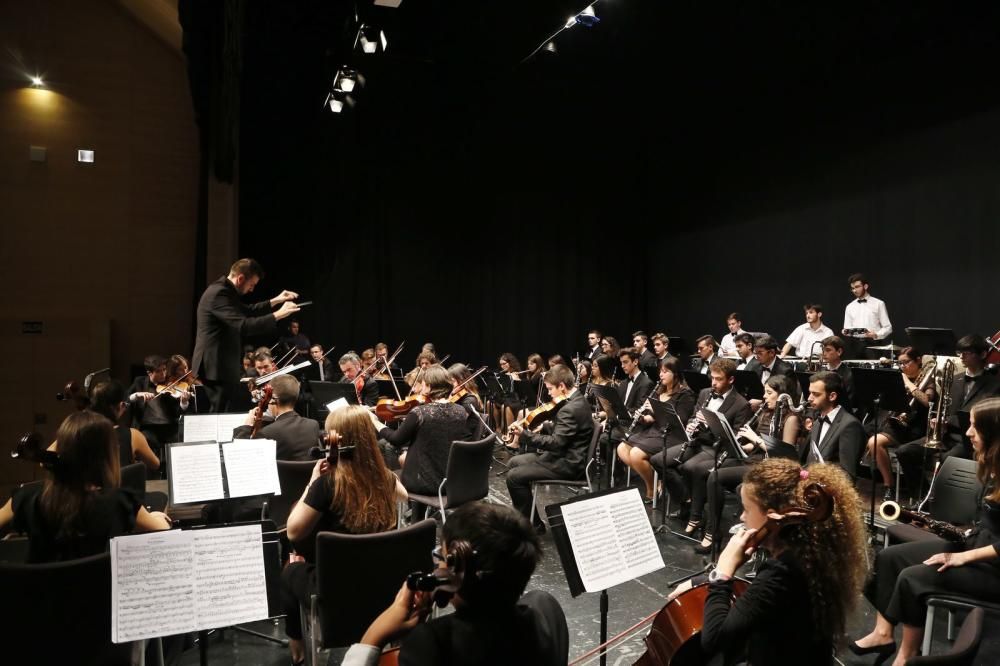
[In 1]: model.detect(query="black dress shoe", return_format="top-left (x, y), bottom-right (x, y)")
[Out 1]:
top-left (693, 537), bottom-right (713, 555)
top-left (848, 639), bottom-right (896, 665)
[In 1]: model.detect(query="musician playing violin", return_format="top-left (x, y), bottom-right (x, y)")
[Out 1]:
top-left (127, 355), bottom-right (187, 459)
top-left (339, 352), bottom-right (379, 407)
top-left (667, 459), bottom-right (867, 666)
top-left (855, 398), bottom-right (1000, 666)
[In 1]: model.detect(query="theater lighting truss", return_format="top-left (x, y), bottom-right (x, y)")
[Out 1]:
top-left (522, 1), bottom-right (605, 64)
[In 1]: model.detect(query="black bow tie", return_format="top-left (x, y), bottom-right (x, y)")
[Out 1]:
top-left (821, 415), bottom-right (832, 424)
top-left (710, 391), bottom-right (724, 400)
top-left (857, 298), bottom-right (867, 303)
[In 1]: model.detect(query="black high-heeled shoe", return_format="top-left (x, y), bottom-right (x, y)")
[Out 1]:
top-left (848, 639), bottom-right (896, 665)
top-left (693, 535), bottom-right (713, 555)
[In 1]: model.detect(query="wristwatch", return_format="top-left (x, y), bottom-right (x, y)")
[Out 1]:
top-left (708, 569), bottom-right (731, 583)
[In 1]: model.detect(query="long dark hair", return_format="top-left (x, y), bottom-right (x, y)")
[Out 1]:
top-left (324, 406), bottom-right (397, 532)
top-left (972, 398), bottom-right (1000, 501)
top-left (499, 353), bottom-right (521, 372)
top-left (41, 411), bottom-right (121, 540)
top-left (88, 380), bottom-right (126, 423)
top-left (658, 357), bottom-right (686, 396)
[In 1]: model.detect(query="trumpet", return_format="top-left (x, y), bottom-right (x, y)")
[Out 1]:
top-left (878, 500), bottom-right (969, 543)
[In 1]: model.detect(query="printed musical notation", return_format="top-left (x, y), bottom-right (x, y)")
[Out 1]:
top-left (169, 442), bottom-right (225, 504)
top-left (110, 525), bottom-right (269, 642)
top-left (223, 439), bottom-right (282, 498)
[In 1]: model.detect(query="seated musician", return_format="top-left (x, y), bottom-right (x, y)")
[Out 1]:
top-left (651, 331), bottom-right (676, 365)
top-left (895, 335), bottom-right (1000, 501)
top-left (650, 358), bottom-right (752, 537)
top-left (281, 405), bottom-right (406, 665)
top-left (745, 335), bottom-right (795, 396)
top-left (89, 380), bottom-right (160, 472)
top-left (505, 364), bottom-right (595, 534)
top-left (801, 371), bottom-right (865, 481)
top-left (600, 335), bottom-right (621, 359)
top-left (361, 347), bottom-right (378, 373)
top-left (281, 319), bottom-right (311, 361)
top-left (632, 330), bottom-right (659, 379)
top-left (821, 335), bottom-right (857, 412)
top-left (698, 375), bottom-right (803, 554)
top-left (374, 342), bottom-right (401, 379)
top-left (307, 344), bottom-right (335, 382)
top-left (733, 332), bottom-right (755, 370)
top-left (232, 375), bottom-right (318, 460)
top-left (668, 458), bottom-right (868, 666)
top-left (719, 312), bottom-right (746, 357)
top-left (616, 357), bottom-right (696, 502)
top-left (339, 352), bottom-right (379, 407)
top-left (586, 329), bottom-right (603, 360)
top-left (524, 354), bottom-right (548, 409)
top-left (0, 411), bottom-right (171, 563)
top-left (780, 303), bottom-right (834, 358)
top-left (575, 358), bottom-right (591, 391)
top-left (340, 504), bottom-right (568, 666)
top-left (695, 335), bottom-right (721, 374)
top-left (493, 352), bottom-right (524, 428)
top-left (377, 366), bottom-right (477, 497)
top-left (448, 363), bottom-right (487, 440)
top-left (403, 350), bottom-right (438, 388)
top-left (853, 397), bottom-right (1000, 666)
top-left (865, 346), bottom-right (934, 501)
top-left (606, 348), bottom-right (655, 446)
top-left (127, 354), bottom-right (186, 457)
top-left (253, 346), bottom-right (277, 376)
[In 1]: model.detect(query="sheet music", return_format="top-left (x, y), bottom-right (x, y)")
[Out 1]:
top-left (182, 414), bottom-right (219, 442)
top-left (170, 442), bottom-right (225, 503)
top-left (560, 489), bottom-right (664, 592)
top-left (192, 525), bottom-right (269, 629)
top-left (223, 439), bottom-right (281, 498)
top-left (111, 530), bottom-right (196, 642)
top-left (111, 525), bottom-right (269, 642)
top-left (216, 413), bottom-right (250, 443)
top-left (325, 397), bottom-right (349, 412)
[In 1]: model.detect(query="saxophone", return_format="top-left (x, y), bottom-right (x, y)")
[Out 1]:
top-left (924, 358), bottom-right (955, 449)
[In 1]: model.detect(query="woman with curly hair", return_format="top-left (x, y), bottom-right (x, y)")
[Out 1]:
top-left (853, 397), bottom-right (1000, 666)
top-left (668, 458), bottom-right (868, 665)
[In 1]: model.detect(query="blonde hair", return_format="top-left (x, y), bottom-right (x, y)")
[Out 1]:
top-left (323, 406), bottom-right (397, 533)
top-left (743, 459), bottom-right (868, 643)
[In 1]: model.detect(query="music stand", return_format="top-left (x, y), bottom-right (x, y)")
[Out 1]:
top-left (667, 337), bottom-right (689, 366)
top-left (683, 371), bottom-right (711, 394)
top-left (588, 384), bottom-right (630, 487)
top-left (852, 367), bottom-right (909, 537)
top-left (647, 399), bottom-right (688, 531)
top-left (733, 370), bottom-right (764, 401)
top-left (307, 382), bottom-right (359, 425)
top-left (905, 327), bottom-right (957, 357)
top-left (514, 379), bottom-right (538, 410)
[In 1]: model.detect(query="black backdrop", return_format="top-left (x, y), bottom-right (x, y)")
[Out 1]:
top-left (194, 2), bottom-right (1000, 366)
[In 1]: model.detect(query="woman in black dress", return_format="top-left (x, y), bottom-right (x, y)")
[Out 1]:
top-left (852, 397), bottom-right (1000, 666)
top-left (668, 458), bottom-right (868, 665)
top-left (0, 410), bottom-right (170, 563)
top-left (616, 357), bottom-right (696, 502)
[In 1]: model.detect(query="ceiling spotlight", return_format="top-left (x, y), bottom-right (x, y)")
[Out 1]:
top-left (30, 75), bottom-right (44, 88)
top-left (329, 97), bottom-right (344, 113)
top-left (324, 90), bottom-right (356, 114)
top-left (358, 24), bottom-right (388, 54)
top-left (334, 67), bottom-right (364, 93)
top-left (543, 41), bottom-right (557, 55)
top-left (576, 6), bottom-right (600, 28)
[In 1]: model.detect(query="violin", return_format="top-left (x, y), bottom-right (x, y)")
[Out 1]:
top-left (375, 393), bottom-right (430, 423)
top-left (500, 394), bottom-right (568, 443)
top-left (448, 366), bottom-right (488, 405)
top-left (152, 370), bottom-right (196, 401)
top-left (12, 432), bottom-right (60, 469)
top-left (250, 384), bottom-right (274, 437)
top-left (632, 482), bottom-right (834, 665)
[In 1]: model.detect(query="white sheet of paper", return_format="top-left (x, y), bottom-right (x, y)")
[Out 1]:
top-left (192, 525), bottom-right (269, 629)
top-left (223, 439), bottom-right (281, 498)
top-left (182, 415), bottom-right (219, 443)
top-left (325, 397), bottom-right (349, 412)
top-left (216, 413), bottom-right (250, 443)
top-left (559, 488), bottom-right (664, 593)
top-left (111, 525), bottom-right (270, 641)
top-left (170, 442), bottom-right (225, 504)
top-left (111, 529), bottom-right (196, 642)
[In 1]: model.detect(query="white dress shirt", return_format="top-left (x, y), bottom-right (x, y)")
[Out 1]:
top-left (817, 405), bottom-right (842, 446)
top-left (623, 371), bottom-right (641, 405)
top-left (759, 359), bottom-right (777, 384)
top-left (707, 388), bottom-right (730, 412)
top-left (843, 295), bottom-right (892, 339)
top-left (720, 329), bottom-right (746, 355)
top-left (785, 323), bottom-right (834, 358)
top-left (700, 354), bottom-right (718, 374)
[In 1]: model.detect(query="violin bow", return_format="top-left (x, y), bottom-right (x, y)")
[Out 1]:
top-left (149, 370), bottom-right (194, 402)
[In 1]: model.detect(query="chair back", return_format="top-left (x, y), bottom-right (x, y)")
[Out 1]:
top-left (583, 419), bottom-right (603, 483)
top-left (906, 606), bottom-right (984, 665)
top-left (929, 457), bottom-right (982, 525)
top-left (120, 462), bottom-right (146, 502)
top-left (443, 436), bottom-right (495, 508)
top-left (269, 460), bottom-right (317, 530)
top-left (315, 519), bottom-right (436, 648)
top-left (0, 552), bottom-right (131, 665)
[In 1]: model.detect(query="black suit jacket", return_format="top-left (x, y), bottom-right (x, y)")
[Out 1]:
top-left (192, 276), bottom-right (277, 384)
top-left (639, 349), bottom-right (659, 380)
top-left (520, 390), bottom-right (595, 479)
top-left (617, 372), bottom-right (656, 417)
top-left (801, 407), bottom-right (865, 481)
top-left (339, 374), bottom-right (379, 407)
top-left (830, 363), bottom-right (857, 411)
top-left (943, 373), bottom-right (1000, 451)
top-left (745, 357), bottom-right (795, 383)
top-left (304, 359), bottom-right (335, 383)
top-left (232, 410), bottom-right (320, 461)
top-left (691, 388), bottom-right (753, 450)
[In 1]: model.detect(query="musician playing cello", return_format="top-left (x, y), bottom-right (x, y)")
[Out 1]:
top-left (667, 459), bottom-right (868, 665)
top-left (853, 398), bottom-right (1000, 666)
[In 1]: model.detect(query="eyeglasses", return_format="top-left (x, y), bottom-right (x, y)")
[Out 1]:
top-left (898, 358), bottom-right (913, 366)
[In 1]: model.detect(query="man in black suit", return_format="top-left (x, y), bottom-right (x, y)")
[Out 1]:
top-left (305, 344), bottom-right (336, 382)
top-left (506, 364), bottom-right (595, 533)
top-left (585, 329), bottom-right (602, 360)
top-left (742, 335), bottom-right (795, 409)
top-left (896, 335), bottom-right (1000, 499)
top-left (232, 375), bottom-right (319, 460)
top-left (694, 335), bottom-right (721, 374)
top-left (633, 331), bottom-right (659, 381)
top-left (192, 258), bottom-right (301, 412)
top-left (651, 358), bottom-right (753, 528)
top-left (609, 347), bottom-right (656, 443)
top-left (651, 332), bottom-right (677, 366)
top-left (820, 336), bottom-right (857, 413)
top-left (801, 371), bottom-right (865, 481)
top-left (338, 352), bottom-right (379, 407)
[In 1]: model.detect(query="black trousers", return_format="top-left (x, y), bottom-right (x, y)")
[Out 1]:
top-left (865, 538), bottom-right (1000, 627)
top-left (280, 561), bottom-right (316, 640)
top-left (895, 438), bottom-right (969, 499)
top-left (704, 460), bottom-right (753, 538)
top-left (506, 453), bottom-right (561, 524)
top-left (650, 443), bottom-right (717, 521)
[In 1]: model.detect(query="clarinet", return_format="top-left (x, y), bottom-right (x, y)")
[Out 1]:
top-left (623, 384), bottom-right (660, 441)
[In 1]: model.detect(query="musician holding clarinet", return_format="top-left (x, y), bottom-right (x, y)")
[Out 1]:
top-left (854, 397), bottom-right (1000, 666)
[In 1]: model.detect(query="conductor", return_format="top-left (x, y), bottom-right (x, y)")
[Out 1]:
top-left (192, 258), bottom-right (301, 412)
